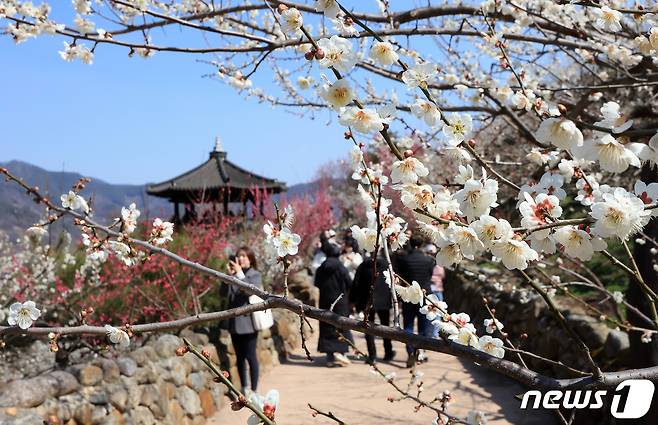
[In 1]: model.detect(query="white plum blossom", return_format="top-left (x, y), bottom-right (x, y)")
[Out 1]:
top-left (448, 223), bottom-right (485, 259)
top-left (7, 301), bottom-right (41, 329)
top-left (454, 177), bottom-right (499, 221)
top-left (595, 102), bottom-right (633, 133)
top-left (471, 216), bottom-right (513, 248)
top-left (593, 6), bottom-right (623, 32)
top-left (634, 180), bottom-right (658, 217)
top-left (314, 0), bottom-right (340, 18)
top-left (435, 238), bottom-right (463, 267)
top-left (348, 146), bottom-right (363, 167)
top-left (26, 226), bottom-right (48, 240)
top-left (319, 78), bottom-right (354, 108)
top-left (451, 326), bottom-right (479, 347)
top-left (369, 41), bottom-right (399, 66)
top-left (109, 241), bottom-right (137, 266)
top-left (352, 164), bottom-right (389, 186)
top-left (490, 236), bottom-right (538, 271)
top-left (247, 389), bottom-right (279, 425)
top-left (339, 107), bottom-right (384, 134)
top-left (419, 294), bottom-right (447, 321)
top-left (629, 133), bottom-right (658, 168)
top-left (73, 0), bottom-right (92, 15)
top-left (60, 191), bottom-right (89, 214)
top-left (150, 218), bottom-right (174, 246)
top-left (455, 164), bottom-right (474, 185)
top-left (316, 36), bottom-right (358, 73)
top-left (442, 113), bottom-right (473, 146)
top-left (538, 172), bottom-right (567, 200)
top-left (444, 146), bottom-right (472, 163)
top-left (279, 8), bottom-right (303, 36)
top-left (398, 184), bottom-right (434, 210)
top-left (484, 318), bottom-right (503, 334)
top-left (120, 203), bottom-right (140, 234)
top-left (331, 17), bottom-right (358, 36)
top-left (274, 228), bottom-right (302, 257)
top-left (554, 226), bottom-right (606, 261)
top-left (58, 42), bottom-right (94, 65)
top-left (390, 156), bottom-right (429, 184)
top-left (519, 193), bottom-right (562, 240)
top-left (401, 63), bottom-right (438, 89)
top-left (526, 148), bottom-right (550, 166)
top-left (227, 72), bottom-right (252, 90)
top-left (105, 325), bottom-right (130, 347)
top-left (590, 188), bottom-right (651, 240)
top-left (581, 134), bottom-right (640, 173)
top-left (510, 90), bottom-right (536, 111)
top-left (535, 118), bottom-right (583, 150)
top-left (350, 225), bottom-right (377, 252)
top-left (296, 76), bottom-right (313, 90)
top-left (395, 281), bottom-right (424, 305)
top-left (410, 99), bottom-right (441, 127)
top-left (478, 335), bottom-right (505, 358)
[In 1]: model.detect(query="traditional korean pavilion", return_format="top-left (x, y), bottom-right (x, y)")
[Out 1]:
top-left (146, 138), bottom-right (286, 222)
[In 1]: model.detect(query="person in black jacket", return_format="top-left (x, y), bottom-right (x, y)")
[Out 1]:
top-left (350, 253), bottom-right (395, 362)
top-left (315, 237), bottom-right (353, 367)
top-left (394, 232), bottom-right (435, 367)
top-left (226, 246), bottom-right (262, 394)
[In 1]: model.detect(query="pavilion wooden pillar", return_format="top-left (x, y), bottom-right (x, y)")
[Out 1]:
top-left (173, 201), bottom-right (180, 224)
top-left (222, 188), bottom-right (229, 215)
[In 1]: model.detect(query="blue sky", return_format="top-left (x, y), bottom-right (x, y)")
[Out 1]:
top-left (2, 32), bottom-right (348, 186)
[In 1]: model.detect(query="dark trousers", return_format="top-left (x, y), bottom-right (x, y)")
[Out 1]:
top-left (402, 303), bottom-right (431, 354)
top-left (365, 309), bottom-right (393, 359)
top-left (232, 332), bottom-right (259, 391)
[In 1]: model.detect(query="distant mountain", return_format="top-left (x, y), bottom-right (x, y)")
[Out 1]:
top-left (0, 160), bottom-right (171, 238)
top-left (0, 160), bottom-right (316, 238)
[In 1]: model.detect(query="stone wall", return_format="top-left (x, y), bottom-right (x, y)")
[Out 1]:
top-left (0, 312), bottom-right (302, 425)
top-left (444, 270), bottom-right (631, 377)
top-left (0, 330), bottom-right (225, 425)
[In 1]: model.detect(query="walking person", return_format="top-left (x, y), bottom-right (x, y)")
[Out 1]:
top-left (315, 236), bottom-right (353, 367)
top-left (394, 233), bottom-right (435, 367)
top-left (340, 235), bottom-right (363, 280)
top-left (350, 252), bottom-right (395, 362)
top-left (226, 246), bottom-right (262, 394)
top-left (423, 244), bottom-right (445, 337)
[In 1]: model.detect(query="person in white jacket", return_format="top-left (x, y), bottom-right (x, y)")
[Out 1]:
top-left (339, 235), bottom-right (363, 280)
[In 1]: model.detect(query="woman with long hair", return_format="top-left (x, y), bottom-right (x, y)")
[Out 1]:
top-left (226, 246), bottom-right (262, 394)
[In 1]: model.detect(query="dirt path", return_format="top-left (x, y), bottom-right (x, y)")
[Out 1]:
top-left (209, 321), bottom-right (554, 425)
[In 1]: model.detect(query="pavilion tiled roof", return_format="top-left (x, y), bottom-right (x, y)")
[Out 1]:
top-left (146, 150), bottom-right (286, 202)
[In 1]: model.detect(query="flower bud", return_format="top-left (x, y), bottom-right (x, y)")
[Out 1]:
top-left (304, 50), bottom-right (315, 61)
top-left (403, 149), bottom-right (414, 158)
top-left (202, 348), bottom-right (211, 359)
top-left (314, 48), bottom-right (325, 60)
top-left (175, 346), bottom-right (188, 356)
top-left (557, 104), bottom-right (567, 115)
top-left (467, 139), bottom-right (476, 147)
top-left (277, 4), bottom-right (288, 13)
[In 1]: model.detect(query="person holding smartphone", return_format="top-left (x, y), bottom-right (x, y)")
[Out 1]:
top-left (226, 246), bottom-right (262, 395)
